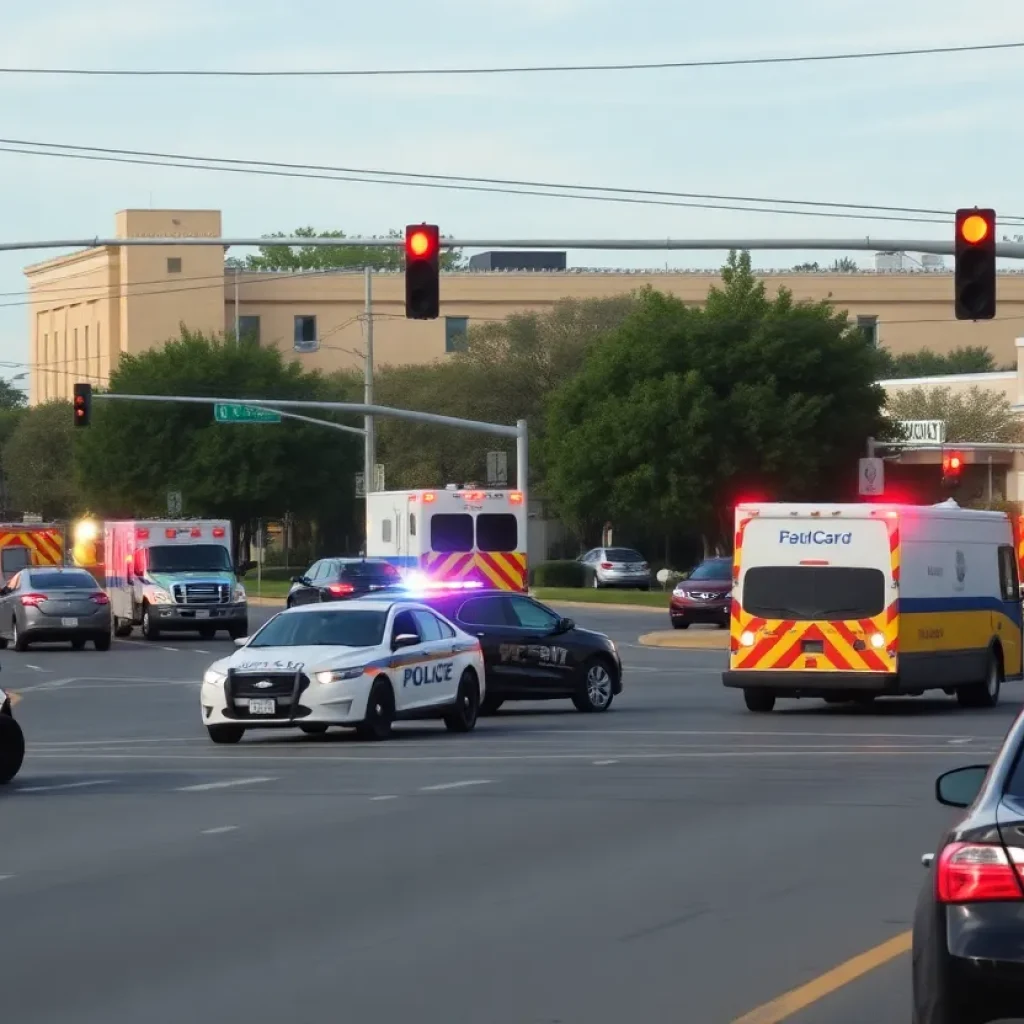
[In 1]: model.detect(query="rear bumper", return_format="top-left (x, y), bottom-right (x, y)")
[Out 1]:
top-left (151, 603), bottom-right (247, 631)
top-left (24, 610), bottom-right (111, 637)
top-left (597, 573), bottom-right (650, 588)
top-left (722, 670), bottom-right (897, 693)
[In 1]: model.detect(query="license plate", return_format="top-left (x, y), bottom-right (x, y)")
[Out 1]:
top-left (248, 699), bottom-right (276, 715)
top-left (195, 610), bottom-right (210, 619)
top-left (61, 617), bottom-right (78, 627)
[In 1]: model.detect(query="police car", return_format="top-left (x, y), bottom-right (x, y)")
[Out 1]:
top-left (0, 686), bottom-right (25, 784)
top-left (199, 598), bottom-right (486, 743)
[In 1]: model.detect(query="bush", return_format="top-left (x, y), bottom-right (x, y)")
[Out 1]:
top-left (530, 559), bottom-right (587, 588)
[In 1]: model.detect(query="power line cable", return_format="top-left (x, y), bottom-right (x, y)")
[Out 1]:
top-left (0, 41), bottom-right (1020, 77)
top-left (4, 137), bottom-right (1022, 225)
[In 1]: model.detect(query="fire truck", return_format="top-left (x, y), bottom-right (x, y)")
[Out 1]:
top-left (0, 522), bottom-right (65, 584)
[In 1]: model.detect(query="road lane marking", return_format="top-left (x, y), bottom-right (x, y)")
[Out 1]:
top-left (160, 647), bottom-right (180, 652)
top-left (593, 759), bottom-right (618, 765)
top-left (201, 826), bottom-right (238, 835)
top-left (371, 795), bottom-right (398, 801)
top-left (730, 930), bottom-right (912, 1023)
top-left (177, 776), bottom-right (276, 792)
top-left (420, 779), bottom-right (493, 791)
top-left (194, 649), bottom-right (210, 654)
top-left (17, 779), bottom-right (113, 793)
top-left (24, 664), bottom-right (45, 672)
top-left (0, 875), bottom-right (14, 881)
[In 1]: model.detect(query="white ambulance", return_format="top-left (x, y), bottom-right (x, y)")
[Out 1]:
top-left (723, 500), bottom-right (1023, 712)
top-left (105, 520), bottom-right (251, 641)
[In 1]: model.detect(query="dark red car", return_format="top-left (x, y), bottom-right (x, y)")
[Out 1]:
top-left (669, 556), bottom-right (733, 630)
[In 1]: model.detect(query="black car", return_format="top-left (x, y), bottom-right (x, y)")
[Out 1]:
top-left (0, 686), bottom-right (24, 785)
top-left (399, 587), bottom-right (622, 714)
top-left (286, 558), bottom-right (402, 607)
top-left (912, 710), bottom-right (1024, 1023)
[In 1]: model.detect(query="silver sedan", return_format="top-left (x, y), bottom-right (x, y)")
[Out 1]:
top-left (0, 567), bottom-right (112, 651)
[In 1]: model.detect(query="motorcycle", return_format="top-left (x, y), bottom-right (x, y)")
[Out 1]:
top-left (0, 686), bottom-right (25, 784)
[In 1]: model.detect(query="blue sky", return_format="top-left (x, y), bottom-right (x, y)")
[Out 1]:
top-left (0, 0), bottom-right (1021, 379)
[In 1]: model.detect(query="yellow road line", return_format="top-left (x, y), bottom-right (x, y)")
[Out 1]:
top-left (730, 930), bottom-right (912, 1023)
top-left (7, 690), bottom-right (21, 707)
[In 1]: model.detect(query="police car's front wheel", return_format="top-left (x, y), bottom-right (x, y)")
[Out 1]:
top-left (356, 678), bottom-right (394, 741)
top-left (207, 725), bottom-right (245, 745)
top-left (444, 670), bottom-right (480, 733)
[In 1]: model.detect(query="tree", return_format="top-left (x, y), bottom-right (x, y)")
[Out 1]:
top-left (876, 345), bottom-right (1006, 379)
top-left (370, 294), bottom-right (638, 490)
top-left (0, 378), bottom-right (27, 409)
top-left (792, 262), bottom-right (821, 272)
top-left (831, 257), bottom-right (858, 272)
top-left (885, 385), bottom-right (1023, 443)
top-left (74, 329), bottom-right (362, 558)
top-left (3, 401), bottom-right (80, 518)
top-left (543, 251), bottom-right (888, 551)
top-left (243, 227), bottom-right (463, 272)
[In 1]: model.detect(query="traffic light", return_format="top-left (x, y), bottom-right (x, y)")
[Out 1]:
top-left (954, 208), bottom-right (996, 320)
top-left (73, 382), bottom-right (91, 427)
top-left (942, 450), bottom-right (964, 489)
top-left (405, 224), bottom-right (440, 320)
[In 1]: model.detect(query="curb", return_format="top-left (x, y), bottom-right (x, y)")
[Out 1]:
top-left (541, 598), bottom-right (668, 614)
top-left (638, 629), bottom-right (729, 650)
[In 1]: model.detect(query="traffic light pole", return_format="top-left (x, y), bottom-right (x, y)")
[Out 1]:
top-left (364, 266), bottom-right (376, 493)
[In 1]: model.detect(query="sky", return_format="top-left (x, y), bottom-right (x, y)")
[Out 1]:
top-left (0, 0), bottom-right (1022, 380)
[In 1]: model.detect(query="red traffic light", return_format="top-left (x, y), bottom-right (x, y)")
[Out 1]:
top-left (942, 452), bottom-right (964, 480)
top-left (405, 224), bottom-right (440, 320)
top-left (73, 382), bottom-right (92, 427)
top-left (405, 225), bottom-right (438, 260)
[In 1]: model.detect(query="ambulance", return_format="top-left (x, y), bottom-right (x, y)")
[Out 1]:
top-left (105, 520), bottom-right (250, 640)
top-left (723, 500), bottom-right (1023, 712)
top-left (0, 523), bottom-right (65, 584)
top-left (366, 486), bottom-right (528, 592)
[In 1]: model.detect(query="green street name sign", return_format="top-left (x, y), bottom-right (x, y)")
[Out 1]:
top-left (214, 403), bottom-right (282, 424)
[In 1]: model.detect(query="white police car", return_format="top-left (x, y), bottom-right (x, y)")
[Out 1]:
top-left (0, 686), bottom-right (25, 784)
top-left (199, 598), bottom-right (486, 743)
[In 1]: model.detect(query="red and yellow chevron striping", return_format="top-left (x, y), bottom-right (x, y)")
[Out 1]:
top-left (0, 527), bottom-right (64, 567)
top-left (421, 550), bottom-right (528, 592)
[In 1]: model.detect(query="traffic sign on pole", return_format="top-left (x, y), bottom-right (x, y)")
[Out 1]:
top-left (214, 403), bottom-right (282, 424)
top-left (858, 458), bottom-right (885, 496)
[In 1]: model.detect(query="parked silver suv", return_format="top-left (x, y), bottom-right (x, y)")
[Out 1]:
top-left (578, 547), bottom-right (650, 590)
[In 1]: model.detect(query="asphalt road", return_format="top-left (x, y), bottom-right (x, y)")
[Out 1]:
top-left (2, 602), bottom-right (1021, 1024)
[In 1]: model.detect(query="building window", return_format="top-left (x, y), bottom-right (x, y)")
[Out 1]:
top-left (294, 315), bottom-right (318, 351)
top-left (238, 316), bottom-right (261, 344)
top-left (445, 316), bottom-right (469, 353)
top-left (855, 314), bottom-right (878, 346)
top-left (167, 257), bottom-right (182, 274)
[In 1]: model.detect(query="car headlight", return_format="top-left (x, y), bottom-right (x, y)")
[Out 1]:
top-left (723, 590), bottom-right (732, 600)
top-left (203, 669), bottom-right (227, 686)
top-left (233, 584), bottom-right (246, 602)
top-left (148, 588), bottom-right (173, 605)
top-left (315, 667), bottom-right (364, 685)
top-left (673, 585), bottom-right (687, 596)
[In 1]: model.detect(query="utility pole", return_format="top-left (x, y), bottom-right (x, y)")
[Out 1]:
top-left (234, 265), bottom-right (240, 340)
top-left (364, 266), bottom-right (375, 494)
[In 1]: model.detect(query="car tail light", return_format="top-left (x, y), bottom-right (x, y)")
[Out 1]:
top-left (600, 562), bottom-right (613, 569)
top-left (328, 583), bottom-right (355, 597)
top-left (136, 528), bottom-right (149, 540)
top-left (936, 842), bottom-right (1024, 903)
top-left (212, 527), bottom-right (225, 538)
top-left (509, 492), bottom-right (523, 504)
top-left (90, 593), bottom-right (110, 605)
top-left (20, 593), bottom-right (47, 606)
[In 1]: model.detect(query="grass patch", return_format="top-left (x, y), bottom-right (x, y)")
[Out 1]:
top-left (245, 577), bottom-right (291, 600)
top-left (532, 587), bottom-right (671, 608)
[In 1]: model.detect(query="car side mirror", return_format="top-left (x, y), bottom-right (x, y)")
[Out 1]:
top-left (936, 765), bottom-right (989, 808)
top-left (554, 616), bottom-right (574, 633)
top-left (290, 576), bottom-right (305, 585)
top-left (392, 633), bottom-right (420, 650)
top-left (233, 636), bottom-right (249, 648)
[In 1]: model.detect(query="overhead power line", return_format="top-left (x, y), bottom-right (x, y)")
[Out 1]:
top-left (3, 139), bottom-right (1022, 227)
top-left (0, 41), bottom-right (1019, 77)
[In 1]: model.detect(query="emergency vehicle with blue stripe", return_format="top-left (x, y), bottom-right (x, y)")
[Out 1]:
top-left (722, 500), bottom-right (1023, 713)
top-left (199, 598), bottom-right (486, 743)
top-left (366, 486), bottom-right (528, 593)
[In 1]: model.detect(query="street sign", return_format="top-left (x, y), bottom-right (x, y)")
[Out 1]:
top-left (355, 472), bottom-right (365, 498)
top-left (898, 419), bottom-right (945, 444)
top-left (486, 451), bottom-right (508, 486)
top-left (167, 490), bottom-right (182, 516)
top-left (214, 403), bottom-right (282, 424)
top-left (858, 458), bottom-right (885, 496)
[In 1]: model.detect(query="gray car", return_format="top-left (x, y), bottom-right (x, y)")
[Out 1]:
top-left (0, 567), bottom-right (112, 651)
top-left (578, 547), bottom-right (651, 590)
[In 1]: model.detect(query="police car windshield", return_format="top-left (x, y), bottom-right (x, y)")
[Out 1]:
top-left (249, 609), bottom-right (387, 648)
top-left (148, 544), bottom-right (233, 573)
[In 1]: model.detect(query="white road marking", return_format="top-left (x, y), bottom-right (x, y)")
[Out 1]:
top-left (18, 779), bottom-right (113, 793)
top-left (194, 649), bottom-right (210, 654)
top-left (593, 759), bottom-right (618, 766)
top-left (177, 776), bottom-right (276, 792)
top-left (370, 795), bottom-right (398, 801)
top-left (201, 825), bottom-right (238, 835)
top-left (420, 779), bottom-right (494, 791)
top-left (160, 647), bottom-right (180, 653)
top-left (24, 664), bottom-right (45, 672)
top-left (0, 875), bottom-right (13, 882)
top-left (32, 737), bottom-right (202, 747)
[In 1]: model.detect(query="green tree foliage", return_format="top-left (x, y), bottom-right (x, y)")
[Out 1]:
top-left (885, 384), bottom-right (1023, 443)
top-left (370, 295), bottom-right (638, 489)
top-left (243, 227), bottom-right (463, 272)
top-left (3, 401), bottom-right (80, 518)
top-left (74, 329), bottom-right (362, 554)
top-left (0, 377), bottom-right (27, 409)
top-left (877, 345), bottom-right (1005, 379)
top-left (543, 252), bottom-right (888, 548)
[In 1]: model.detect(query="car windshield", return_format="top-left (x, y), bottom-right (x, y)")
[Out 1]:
top-left (606, 548), bottom-right (643, 561)
top-left (688, 559), bottom-right (732, 581)
top-left (27, 570), bottom-right (98, 590)
top-left (248, 609), bottom-right (388, 648)
top-left (147, 544), bottom-right (233, 573)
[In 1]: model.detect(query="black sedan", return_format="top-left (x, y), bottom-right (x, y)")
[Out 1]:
top-left (286, 558), bottom-right (402, 607)
top-left (398, 587), bottom-right (622, 714)
top-left (0, 686), bottom-right (24, 784)
top-left (913, 710), bottom-right (1024, 1023)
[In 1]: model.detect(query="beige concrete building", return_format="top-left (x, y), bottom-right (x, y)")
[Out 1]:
top-left (24, 208), bottom-right (1024, 405)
